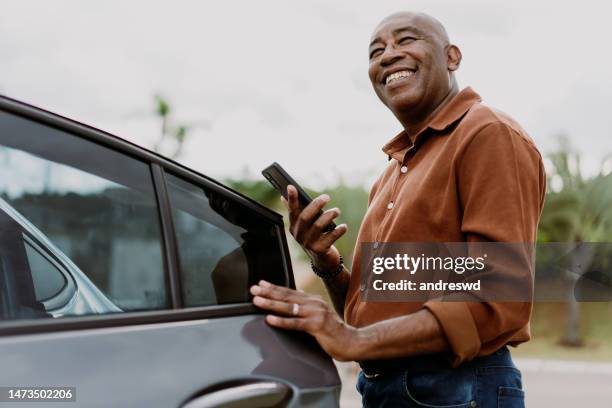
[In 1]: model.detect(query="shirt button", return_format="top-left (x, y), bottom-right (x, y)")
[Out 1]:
top-left (400, 165), bottom-right (408, 173)
top-left (373, 242), bottom-right (379, 249)
top-left (387, 202), bottom-right (394, 210)
top-left (470, 401), bottom-right (477, 407)
top-left (360, 282), bottom-right (366, 291)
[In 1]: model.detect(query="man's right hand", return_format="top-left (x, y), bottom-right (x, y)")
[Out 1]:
top-left (282, 185), bottom-right (348, 274)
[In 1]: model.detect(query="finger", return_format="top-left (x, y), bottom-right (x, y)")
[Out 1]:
top-left (252, 295), bottom-right (296, 316)
top-left (253, 297), bottom-right (321, 317)
top-left (311, 208), bottom-right (341, 234)
top-left (317, 224), bottom-right (349, 249)
top-left (255, 281), bottom-right (310, 302)
top-left (294, 195), bottom-right (330, 239)
top-left (280, 195), bottom-right (288, 209)
top-left (250, 282), bottom-right (309, 303)
top-left (265, 315), bottom-right (309, 331)
top-left (253, 283), bottom-right (327, 309)
top-left (287, 185), bottom-right (300, 226)
top-left (298, 194), bottom-right (330, 225)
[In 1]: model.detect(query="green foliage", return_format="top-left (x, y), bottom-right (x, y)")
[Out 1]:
top-left (155, 94), bottom-right (170, 117)
top-left (152, 94), bottom-right (191, 159)
top-left (225, 177), bottom-right (370, 267)
top-left (537, 140), bottom-right (612, 283)
top-left (224, 178), bottom-right (281, 210)
top-left (537, 137), bottom-right (612, 347)
top-left (538, 138), bottom-right (612, 243)
top-left (319, 184), bottom-right (369, 267)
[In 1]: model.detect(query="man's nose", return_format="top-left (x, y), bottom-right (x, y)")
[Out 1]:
top-left (380, 44), bottom-right (403, 66)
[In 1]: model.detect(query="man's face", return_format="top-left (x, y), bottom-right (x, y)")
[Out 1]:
top-left (368, 14), bottom-right (453, 117)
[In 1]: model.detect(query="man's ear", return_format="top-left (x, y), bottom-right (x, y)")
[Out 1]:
top-left (447, 45), bottom-right (462, 71)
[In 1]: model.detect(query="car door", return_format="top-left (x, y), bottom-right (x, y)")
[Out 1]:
top-left (0, 96), bottom-right (340, 407)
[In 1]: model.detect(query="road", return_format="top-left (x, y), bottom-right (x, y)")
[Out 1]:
top-left (337, 358), bottom-right (612, 407)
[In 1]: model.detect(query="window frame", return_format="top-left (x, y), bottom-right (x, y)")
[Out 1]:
top-left (0, 95), bottom-right (294, 336)
top-left (22, 233), bottom-right (76, 310)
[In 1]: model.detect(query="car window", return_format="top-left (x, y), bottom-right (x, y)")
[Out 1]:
top-left (165, 173), bottom-right (287, 306)
top-left (0, 110), bottom-right (168, 320)
top-left (24, 237), bottom-right (67, 302)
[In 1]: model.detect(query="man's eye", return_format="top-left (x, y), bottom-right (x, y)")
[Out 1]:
top-left (398, 36), bottom-right (416, 44)
top-left (369, 49), bottom-right (383, 59)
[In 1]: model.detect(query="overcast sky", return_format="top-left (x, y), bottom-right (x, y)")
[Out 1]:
top-left (2, 0), bottom-right (611, 189)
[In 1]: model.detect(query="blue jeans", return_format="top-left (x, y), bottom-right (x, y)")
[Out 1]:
top-left (356, 347), bottom-right (524, 408)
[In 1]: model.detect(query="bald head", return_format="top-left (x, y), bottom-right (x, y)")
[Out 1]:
top-left (373, 12), bottom-right (450, 48)
top-left (367, 11), bottom-right (462, 132)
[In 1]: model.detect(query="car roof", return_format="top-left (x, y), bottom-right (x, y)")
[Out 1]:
top-left (0, 94), bottom-right (283, 223)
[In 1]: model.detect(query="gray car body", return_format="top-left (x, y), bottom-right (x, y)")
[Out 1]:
top-left (0, 95), bottom-right (341, 407)
top-left (0, 316), bottom-right (340, 407)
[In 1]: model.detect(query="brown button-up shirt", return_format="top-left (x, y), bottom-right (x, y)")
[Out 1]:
top-left (345, 87), bottom-right (546, 366)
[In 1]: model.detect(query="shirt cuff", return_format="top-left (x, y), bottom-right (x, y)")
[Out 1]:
top-left (423, 302), bottom-right (481, 366)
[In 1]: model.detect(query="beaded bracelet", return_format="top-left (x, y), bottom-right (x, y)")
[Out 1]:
top-left (310, 255), bottom-right (344, 280)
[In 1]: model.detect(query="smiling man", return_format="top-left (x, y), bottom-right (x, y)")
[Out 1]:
top-left (251, 11), bottom-right (545, 407)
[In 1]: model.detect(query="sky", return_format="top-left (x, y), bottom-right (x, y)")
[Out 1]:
top-left (2, 0), bottom-right (611, 189)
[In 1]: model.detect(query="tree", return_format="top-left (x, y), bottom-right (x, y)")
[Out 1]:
top-left (152, 94), bottom-right (209, 159)
top-left (538, 136), bottom-right (612, 346)
top-left (225, 178), bottom-right (281, 210)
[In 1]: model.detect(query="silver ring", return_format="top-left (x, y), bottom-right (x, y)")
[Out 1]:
top-left (292, 303), bottom-right (300, 316)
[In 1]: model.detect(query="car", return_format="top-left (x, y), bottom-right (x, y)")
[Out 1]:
top-left (0, 95), bottom-right (341, 407)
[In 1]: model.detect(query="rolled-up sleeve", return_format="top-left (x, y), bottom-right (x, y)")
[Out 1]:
top-left (424, 121), bottom-right (546, 366)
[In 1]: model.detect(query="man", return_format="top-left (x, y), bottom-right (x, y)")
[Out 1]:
top-left (250, 11), bottom-right (545, 407)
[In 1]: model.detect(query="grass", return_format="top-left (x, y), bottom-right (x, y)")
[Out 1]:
top-left (512, 302), bottom-right (612, 361)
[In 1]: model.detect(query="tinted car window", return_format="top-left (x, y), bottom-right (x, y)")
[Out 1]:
top-left (166, 173), bottom-right (287, 306)
top-left (0, 110), bottom-right (168, 318)
top-left (24, 237), bottom-right (67, 301)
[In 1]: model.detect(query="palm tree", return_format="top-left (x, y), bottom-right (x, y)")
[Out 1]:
top-left (538, 136), bottom-right (612, 346)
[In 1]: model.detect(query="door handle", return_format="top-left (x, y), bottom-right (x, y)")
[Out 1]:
top-left (181, 380), bottom-right (292, 408)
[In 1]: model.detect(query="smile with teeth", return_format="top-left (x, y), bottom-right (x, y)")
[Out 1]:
top-left (385, 70), bottom-right (415, 85)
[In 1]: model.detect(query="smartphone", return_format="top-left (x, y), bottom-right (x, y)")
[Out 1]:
top-left (262, 162), bottom-right (337, 232)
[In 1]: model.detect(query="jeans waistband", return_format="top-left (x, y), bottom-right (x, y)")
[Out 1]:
top-left (358, 346), bottom-right (513, 377)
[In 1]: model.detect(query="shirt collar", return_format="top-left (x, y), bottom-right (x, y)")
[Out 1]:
top-left (382, 87), bottom-right (482, 162)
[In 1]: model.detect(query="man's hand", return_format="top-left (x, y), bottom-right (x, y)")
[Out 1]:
top-left (283, 185), bottom-right (347, 273)
top-left (250, 280), bottom-right (358, 361)
top-left (251, 281), bottom-right (451, 362)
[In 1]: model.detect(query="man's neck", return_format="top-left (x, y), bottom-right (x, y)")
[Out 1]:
top-left (396, 85), bottom-right (459, 137)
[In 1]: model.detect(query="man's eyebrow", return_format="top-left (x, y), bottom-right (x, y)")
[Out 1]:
top-left (369, 37), bottom-right (383, 48)
top-left (369, 26), bottom-right (426, 48)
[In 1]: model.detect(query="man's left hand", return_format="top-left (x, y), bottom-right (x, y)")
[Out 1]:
top-left (250, 280), bottom-right (358, 362)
